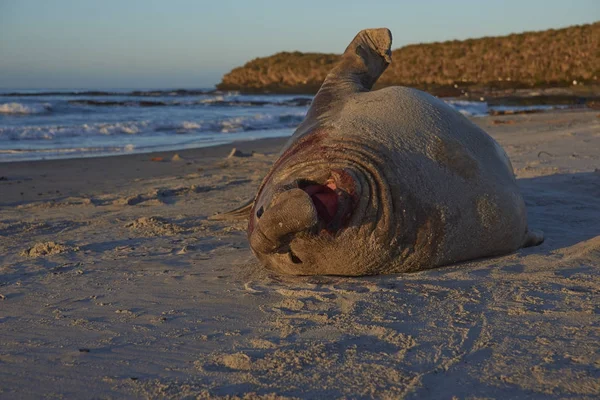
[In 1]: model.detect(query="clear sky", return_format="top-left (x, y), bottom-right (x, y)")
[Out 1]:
top-left (0, 0), bottom-right (598, 89)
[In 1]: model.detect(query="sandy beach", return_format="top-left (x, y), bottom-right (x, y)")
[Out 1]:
top-left (1, 109), bottom-right (599, 398)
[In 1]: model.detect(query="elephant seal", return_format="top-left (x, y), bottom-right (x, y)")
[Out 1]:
top-left (216, 28), bottom-right (543, 276)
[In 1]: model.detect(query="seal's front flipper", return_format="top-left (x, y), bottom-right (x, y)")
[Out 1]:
top-left (523, 229), bottom-right (544, 248)
top-left (209, 199), bottom-right (254, 221)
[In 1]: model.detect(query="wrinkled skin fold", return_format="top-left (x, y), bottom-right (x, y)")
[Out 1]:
top-left (219, 28), bottom-right (543, 276)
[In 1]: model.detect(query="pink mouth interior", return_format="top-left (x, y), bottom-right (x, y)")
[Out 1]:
top-left (302, 181), bottom-right (338, 224)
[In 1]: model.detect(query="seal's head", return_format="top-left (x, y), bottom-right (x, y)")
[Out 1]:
top-left (248, 165), bottom-right (366, 275)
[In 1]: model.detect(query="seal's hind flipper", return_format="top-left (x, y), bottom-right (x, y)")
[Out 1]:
top-left (523, 229), bottom-right (544, 248)
top-left (321, 28), bottom-right (392, 93)
top-left (291, 28), bottom-right (393, 138)
top-left (305, 29), bottom-right (392, 122)
top-left (209, 199), bottom-right (254, 221)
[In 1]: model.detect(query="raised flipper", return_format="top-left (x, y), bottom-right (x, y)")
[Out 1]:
top-left (523, 229), bottom-right (544, 248)
top-left (209, 198), bottom-right (254, 221)
top-left (326, 27), bottom-right (392, 93)
top-left (298, 28), bottom-right (393, 133)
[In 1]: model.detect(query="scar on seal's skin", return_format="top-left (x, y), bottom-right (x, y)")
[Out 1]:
top-left (403, 205), bottom-right (446, 272)
top-left (431, 137), bottom-right (478, 180)
top-left (476, 195), bottom-right (500, 229)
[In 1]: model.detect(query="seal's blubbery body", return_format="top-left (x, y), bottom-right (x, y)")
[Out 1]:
top-left (221, 28), bottom-right (543, 275)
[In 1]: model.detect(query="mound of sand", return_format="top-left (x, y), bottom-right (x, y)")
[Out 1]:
top-left (20, 241), bottom-right (79, 257)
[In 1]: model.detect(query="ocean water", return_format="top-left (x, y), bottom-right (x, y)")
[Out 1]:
top-left (0, 89), bottom-right (560, 162)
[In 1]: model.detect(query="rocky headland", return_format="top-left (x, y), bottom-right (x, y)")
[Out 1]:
top-left (218, 22), bottom-right (599, 103)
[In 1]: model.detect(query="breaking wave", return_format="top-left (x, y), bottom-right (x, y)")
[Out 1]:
top-left (0, 112), bottom-right (306, 140)
top-left (0, 102), bottom-right (52, 115)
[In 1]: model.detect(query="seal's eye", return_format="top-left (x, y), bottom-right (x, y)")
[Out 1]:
top-left (256, 206), bottom-right (264, 219)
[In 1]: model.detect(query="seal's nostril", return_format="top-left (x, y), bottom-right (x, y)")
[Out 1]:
top-left (256, 206), bottom-right (264, 219)
top-left (289, 251), bottom-right (302, 264)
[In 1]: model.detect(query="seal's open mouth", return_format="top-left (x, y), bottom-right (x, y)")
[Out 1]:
top-left (302, 180), bottom-right (338, 224)
top-left (298, 171), bottom-right (356, 231)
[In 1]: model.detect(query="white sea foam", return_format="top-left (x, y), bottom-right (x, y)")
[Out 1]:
top-left (444, 100), bottom-right (489, 116)
top-left (0, 112), bottom-right (306, 141)
top-left (181, 121), bottom-right (201, 130)
top-left (0, 122), bottom-right (150, 140)
top-left (214, 113), bottom-right (305, 133)
top-left (154, 121), bottom-right (202, 132)
top-left (154, 113), bottom-right (305, 134)
top-left (0, 102), bottom-right (51, 114)
top-left (199, 96), bottom-right (225, 104)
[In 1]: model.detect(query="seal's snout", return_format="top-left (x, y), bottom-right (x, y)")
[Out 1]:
top-left (250, 188), bottom-right (318, 255)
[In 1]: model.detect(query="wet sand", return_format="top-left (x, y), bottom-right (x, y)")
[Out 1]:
top-left (0, 109), bottom-right (599, 399)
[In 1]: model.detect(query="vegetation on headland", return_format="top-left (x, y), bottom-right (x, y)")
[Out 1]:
top-left (217, 22), bottom-right (599, 95)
